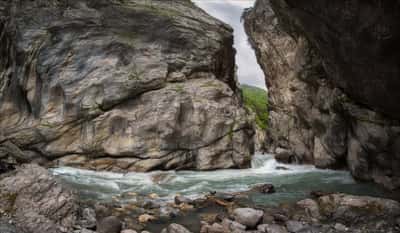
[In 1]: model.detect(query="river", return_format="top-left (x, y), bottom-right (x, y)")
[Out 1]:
top-left (51, 153), bottom-right (388, 206)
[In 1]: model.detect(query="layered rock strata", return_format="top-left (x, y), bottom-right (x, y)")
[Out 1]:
top-left (0, 0), bottom-right (254, 172)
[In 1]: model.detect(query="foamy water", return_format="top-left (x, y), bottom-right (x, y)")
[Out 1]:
top-left (51, 153), bottom-right (387, 205)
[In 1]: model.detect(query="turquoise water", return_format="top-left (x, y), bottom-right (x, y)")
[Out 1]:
top-left (51, 153), bottom-right (389, 206)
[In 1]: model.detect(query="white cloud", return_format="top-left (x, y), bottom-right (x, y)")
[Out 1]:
top-left (192, 0), bottom-right (266, 89)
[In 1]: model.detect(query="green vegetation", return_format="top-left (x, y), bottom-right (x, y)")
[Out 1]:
top-left (240, 84), bottom-right (268, 130)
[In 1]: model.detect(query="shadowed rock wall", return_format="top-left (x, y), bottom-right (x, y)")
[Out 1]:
top-left (244, 0), bottom-right (400, 189)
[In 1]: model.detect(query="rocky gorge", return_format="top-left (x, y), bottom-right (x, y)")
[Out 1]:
top-left (1, 0), bottom-right (400, 233)
top-left (244, 0), bottom-right (400, 190)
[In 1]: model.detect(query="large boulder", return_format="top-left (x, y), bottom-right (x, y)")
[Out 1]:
top-left (161, 223), bottom-right (193, 233)
top-left (244, 0), bottom-right (400, 189)
top-left (0, 164), bottom-right (78, 233)
top-left (232, 208), bottom-right (264, 229)
top-left (0, 0), bottom-right (254, 172)
top-left (317, 194), bottom-right (400, 222)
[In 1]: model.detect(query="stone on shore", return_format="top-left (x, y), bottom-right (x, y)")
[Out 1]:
top-left (0, 164), bottom-right (77, 233)
top-left (96, 216), bottom-right (122, 233)
top-left (232, 208), bottom-right (264, 229)
top-left (161, 223), bottom-right (192, 233)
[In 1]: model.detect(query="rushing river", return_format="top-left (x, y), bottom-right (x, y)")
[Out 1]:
top-left (51, 153), bottom-right (389, 206)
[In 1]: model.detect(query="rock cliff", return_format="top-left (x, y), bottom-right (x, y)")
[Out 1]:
top-left (244, 0), bottom-right (400, 189)
top-left (0, 0), bottom-right (254, 172)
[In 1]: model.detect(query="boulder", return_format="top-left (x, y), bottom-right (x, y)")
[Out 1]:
top-left (161, 223), bottom-right (192, 233)
top-left (232, 208), bottom-right (264, 229)
top-left (96, 216), bottom-right (122, 233)
top-left (0, 164), bottom-right (77, 233)
top-left (79, 208), bottom-right (96, 229)
top-left (252, 184), bottom-right (275, 194)
top-left (174, 195), bottom-right (193, 205)
top-left (221, 218), bottom-right (246, 232)
top-left (257, 224), bottom-right (288, 233)
top-left (285, 221), bottom-right (307, 233)
top-left (296, 199), bottom-right (320, 219)
top-left (317, 194), bottom-right (400, 222)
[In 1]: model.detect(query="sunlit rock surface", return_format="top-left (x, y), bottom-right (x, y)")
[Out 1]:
top-left (0, 0), bottom-right (254, 171)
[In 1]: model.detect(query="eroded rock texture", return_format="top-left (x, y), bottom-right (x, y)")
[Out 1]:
top-left (0, 0), bottom-right (254, 172)
top-left (0, 164), bottom-right (78, 233)
top-left (244, 0), bottom-right (400, 189)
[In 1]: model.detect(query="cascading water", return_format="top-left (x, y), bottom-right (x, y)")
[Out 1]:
top-left (51, 153), bottom-right (388, 206)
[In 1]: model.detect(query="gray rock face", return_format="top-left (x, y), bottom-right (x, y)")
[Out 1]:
top-left (0, 0), bottom-right (254, 171)
top-left (232, 208), bottom-right (264, 229)
top-left (0, 164), bottom-right (78, 233)
top-left (244, 0), bottom-right (400, 189)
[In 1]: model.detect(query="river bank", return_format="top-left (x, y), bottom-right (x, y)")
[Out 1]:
top-left (1, 161), bottom-right (399, 233)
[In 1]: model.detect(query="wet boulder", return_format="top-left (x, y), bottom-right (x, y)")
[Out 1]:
top-left (252, 184), bottom-right (276, 194)
top-left (174, 195), bottom-right (193, 205)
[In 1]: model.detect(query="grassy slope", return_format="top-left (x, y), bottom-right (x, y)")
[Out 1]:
top-left (240, 84), bottom-right (268, 130)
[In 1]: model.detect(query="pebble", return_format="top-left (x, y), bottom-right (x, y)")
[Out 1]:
top-left (334, 223), bottom-right (348, 231)
top-left (138, 214), bottom-right (156, 223)
top-left (148, 193), bottom-right (159, 199)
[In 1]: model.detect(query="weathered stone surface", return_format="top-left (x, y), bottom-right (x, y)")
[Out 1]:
top-left (232, 208), bottom-right (264, 229)
top-left (285, 221), bottom-right (307, 233)
top-left (161, 223), bottom-right (193, 233)
top-left (258, 224), bottom-right (288, 233)
top-left (296, 199), bottom-right (320, 219)
top-left (0, 0), bottom-right (254, 172)
top-left (317, 194), bottom-right (400, 222)
top-left (221, 218), bottom-right (246, 232)
top-left (244, 0), bottom-right (400, 189)
top-left (0, 164), bottom-right (78, 233)
top-left (96, 216), bottom-right (122, 233)
top-left (121, 230), bottom-right (138, 233)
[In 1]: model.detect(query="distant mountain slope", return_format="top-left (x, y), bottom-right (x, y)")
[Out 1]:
top-left (240, 84), bottom-right (268, 130)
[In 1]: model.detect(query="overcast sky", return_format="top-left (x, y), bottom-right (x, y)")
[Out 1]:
top-left (193, 0), bottom-right (266, 89)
